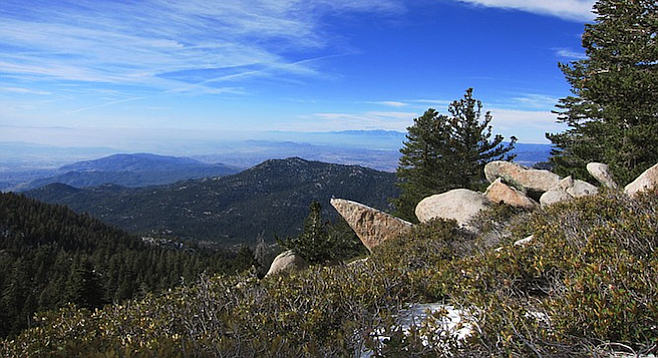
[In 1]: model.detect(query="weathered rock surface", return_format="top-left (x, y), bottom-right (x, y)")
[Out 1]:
top-left (484, 178), bottom-right (538, 209)
top-left (331, 198), bottom-right (413, 252)
top-left (265, 250), bottom-right (308, 277)
top-left (484, 161), bottom-right (560, 194)
top-left (539, 189), bottom-right (572, 207)
top-left (415, 189), bottom-right (490, 227)
top-left (587, 162), bottom-right (618, 189)
top-left (625, 162), bottom-right (658, 196)
top-left (567, 179), bottom-right (598, 198)
top-left (557, 176), bottom-right (574, 191)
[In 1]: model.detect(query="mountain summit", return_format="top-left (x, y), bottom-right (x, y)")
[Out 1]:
top-left (26, 157), bottom-right (399, 244)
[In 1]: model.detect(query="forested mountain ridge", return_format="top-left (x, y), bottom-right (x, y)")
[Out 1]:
top-left (25, 157), bottom-right (399, 245)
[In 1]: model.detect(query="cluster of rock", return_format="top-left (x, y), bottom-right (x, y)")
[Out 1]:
top-left (414, 160), bottom-right (601, 227)
top-left (267, 160), bottom-right (658, 275)
top-left (334, 160), bottom-right (658, 253)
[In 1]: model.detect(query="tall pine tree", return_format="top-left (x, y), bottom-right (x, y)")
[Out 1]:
top-left (393, 88), bottom-right (516, 222)
top-left (547, 0), bottom-right (658, 185)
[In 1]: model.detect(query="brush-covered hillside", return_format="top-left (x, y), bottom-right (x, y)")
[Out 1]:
top-left (3, 189), bottom-right (657, 357)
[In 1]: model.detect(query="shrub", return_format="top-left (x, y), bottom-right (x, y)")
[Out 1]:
top-left (442, 190), bottom-right (658, 356)
top-left (4, 191), bottom-right (658, 357)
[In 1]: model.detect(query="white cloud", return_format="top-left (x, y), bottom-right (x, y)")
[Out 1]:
top-left (0, 0), bottom-right (403, 93)
top-left (286, 110), bottom-right (417, 131)
top-left (509, 93), bottom-right (561, 110)
top-left (0, 87), bottom-right (51, 95)
top-left (284, 107), bottom-right (564, 144)
top-left (555, 48), bottom-right (587, 60)
top-left (488, 108), bottom-right (565, 143)
top-left (455, 0), bottom-right (595, 21)
top-left (370, 101), bottom-right (409, 107)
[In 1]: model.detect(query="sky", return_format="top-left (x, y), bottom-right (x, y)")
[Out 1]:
top-left (0, 0), bottom-right (595, 152)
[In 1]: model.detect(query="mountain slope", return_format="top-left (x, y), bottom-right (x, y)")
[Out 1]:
top-left (0, 191), bottom-right (247, 338)
top-left (26, 157), bottom-right (399, 244)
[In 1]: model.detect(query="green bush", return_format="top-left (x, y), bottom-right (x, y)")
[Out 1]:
top-left (4, 191), bottom-right (658, 357)
top-left (439, 190), bottom-right (658, 356)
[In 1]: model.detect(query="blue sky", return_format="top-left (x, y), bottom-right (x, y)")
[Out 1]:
top-left (0, 0), bottom-right (595, 151)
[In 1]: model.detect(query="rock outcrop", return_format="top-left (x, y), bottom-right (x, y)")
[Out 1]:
top-left (587, 162), bottom-right (618, 189)
top-left (330, 198), bottom-right (413, 252)
top-left (625, 162), bottom-right (658, 196)
top-left (415, 189), bottom-right (490, 227)
top-left (330, 160), bottom-right (658, 259)
top-left (484, 178), bottom-right (538, 209)
top-left (265, 250), bottom-right (307, 277)
top-left (484, 161), bottom-right (560, 197)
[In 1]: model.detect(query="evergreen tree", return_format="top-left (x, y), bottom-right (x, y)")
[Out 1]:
top-left (278, 201), bottom-right (365, 264)
top-left (65, 258), bottom-right (106, 310)
top-left (393, 88), bottom-right (516, 222)
top-left (232, 245), bottom-right (258, 273)
top-left (547, 0), bottom-right (658, 185)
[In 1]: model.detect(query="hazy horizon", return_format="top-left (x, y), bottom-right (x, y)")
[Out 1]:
top-left (1, 0), bottom-right (595, 149)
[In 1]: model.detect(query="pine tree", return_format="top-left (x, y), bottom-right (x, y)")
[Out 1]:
top-left (393, 88), bottom-right (516, 222)
top-left (65, 258), bottom-right (106, 310)
top-left (278, 201), bottom-right (364, 264)
top-left (547, 0), bottom-right (658, 185)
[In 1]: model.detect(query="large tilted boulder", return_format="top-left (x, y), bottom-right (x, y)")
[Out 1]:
top-left (331, 198), bottom-right (413, 252)
top-left (415, 189), bottom-right (490, 227)
top-left (625, 162), bottom-right (658, 196)
top-left (265, 250), bottom-right (307, 277)
top-left (587, 162), bottom-right (618, 190)
top-left (484, 178), bottom-right (538, 209)
top-left (484, 161), bottom-right (560, 196)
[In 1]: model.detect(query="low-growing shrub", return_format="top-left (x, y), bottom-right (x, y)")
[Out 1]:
top-left (442, 190), bottom-right (658, 356)
top-left (4, 191), bottom-right (658, 357)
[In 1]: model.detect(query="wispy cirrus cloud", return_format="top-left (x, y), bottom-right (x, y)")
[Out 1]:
top-left (555, 48), bottom-right (587, 60)
top-left (0, 87), bottom-right (52, 95)
top-left (0, 0), bottom-right (403, 94)
top-left (286, 110), bottom-right (416, 131)
top-left (368, 101), bottom-right (409, 107)
top-left (455, 0), bottom-right (595, 21)
top-left (509, 93), bottom-right (561, 110)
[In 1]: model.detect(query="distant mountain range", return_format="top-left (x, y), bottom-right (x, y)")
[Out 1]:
top-left (1, 133), bottom-right (553, 191)
top-left (10, 153), bottom-right (240, 191)
top-left (25, 157), bottom-right (399, 245)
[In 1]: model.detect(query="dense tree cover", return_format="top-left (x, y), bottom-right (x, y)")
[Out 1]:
top-left (277, 201), bottom-right (367, 264)
top-left (547, 0), bottom-right (658, 184)
top-left (0, 192), bottom-right (257, 338)
top-left (25, 158), bottom-right (399, 245)
top-left (3, 190), bottom-right (658, 357)
top-left (393, 88), bottom-right (516, 221)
